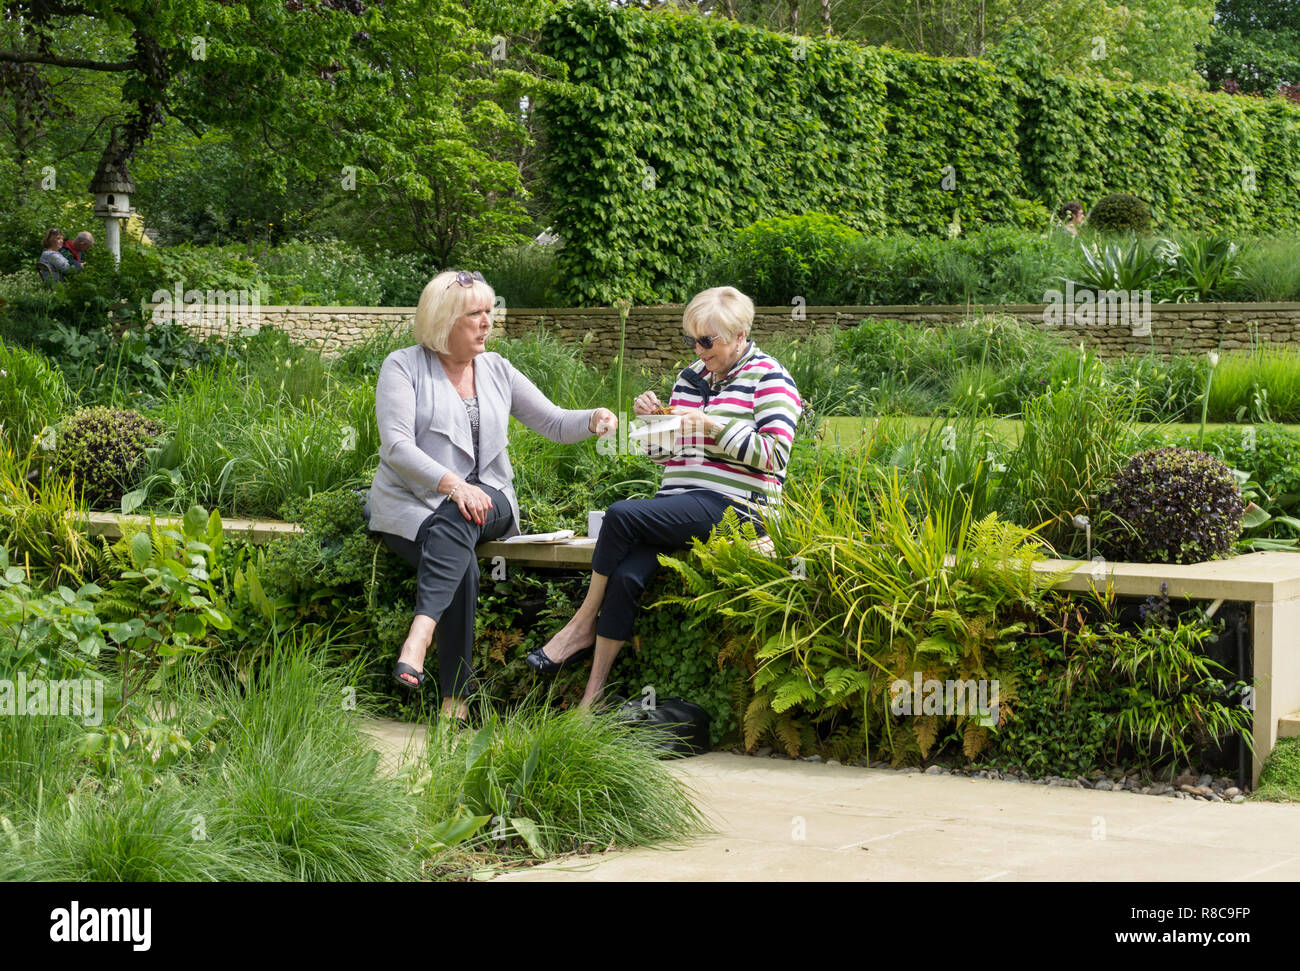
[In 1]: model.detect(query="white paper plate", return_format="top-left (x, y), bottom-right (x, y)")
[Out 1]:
top-left (629, 414), bottom-right (681, 438)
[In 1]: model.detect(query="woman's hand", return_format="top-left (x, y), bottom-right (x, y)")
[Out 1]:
top-left (632, 391), bottom-right (662, 417)
top-left (672, 407), bottom-right (720, 437)
top-left (589, 407), bottom-right (617, 436)
top-left (450, 482), bottom-right (494, 525)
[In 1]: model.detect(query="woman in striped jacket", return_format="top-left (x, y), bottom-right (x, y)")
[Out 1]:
top-left (527, 285), bottom-right (802, 706)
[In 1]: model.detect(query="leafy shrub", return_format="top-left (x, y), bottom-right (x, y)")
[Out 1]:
top-left (986, 636), bottom-right (1113, 778)
top-left (1055, 594), bottom-right (1252, 769)
top-left (240, 488), bottom-right (410, 661)
top-left (1188, 424), bottom-right (1300, 515)
top-left (661, 474), bottom-right (1049, 765)
top-left (1098, 447), bottom-right (1245, 564)
top-left (1088, 193), bottom-right (1153, 235)
top-left (719, 212), bottom-right (865, 307)
top-left (53, 407), bottom-right (162, 509)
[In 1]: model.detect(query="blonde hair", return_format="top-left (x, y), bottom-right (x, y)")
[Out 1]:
top-left (682, 286), bottom-right (754, 344)
top-left (413, 270), bottom-right (497, 353)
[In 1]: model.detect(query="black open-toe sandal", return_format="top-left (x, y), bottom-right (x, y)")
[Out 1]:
top-left (525, 644), bottom-right (594, 676)
top-left (393, 661), bottom-right (426, 690)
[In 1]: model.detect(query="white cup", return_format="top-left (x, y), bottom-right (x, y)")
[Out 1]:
top-left (587, 510), bottom-right (604, 541)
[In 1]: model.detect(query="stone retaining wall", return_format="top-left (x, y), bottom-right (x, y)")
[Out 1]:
top-left (153, 301), bottom-right (1300, 367)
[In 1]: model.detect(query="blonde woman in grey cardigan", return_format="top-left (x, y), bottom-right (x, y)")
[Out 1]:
top-left (368, 270), bottom-right (617, 723)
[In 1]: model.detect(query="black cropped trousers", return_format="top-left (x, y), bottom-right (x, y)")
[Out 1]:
top-left (591, 489), bottom-right (760, 642)
top-left (376, 483), bottom-right (513, 698)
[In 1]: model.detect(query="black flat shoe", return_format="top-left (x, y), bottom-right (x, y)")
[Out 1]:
top-left (525, 644), bottom-right (594, 676)
top-left (393, 661), bottom-right (426, 691)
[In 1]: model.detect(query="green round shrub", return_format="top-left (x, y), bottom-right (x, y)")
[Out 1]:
top-left (53, 406), bottom-right (162, 508)
top-left (1088, 193), bottom-right (1153, 235)
top-left (1098, 446), bottom-right (1244, 564)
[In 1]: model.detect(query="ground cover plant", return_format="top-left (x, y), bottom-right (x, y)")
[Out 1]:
top-left (1250, 738), bottom-right (1300, 803)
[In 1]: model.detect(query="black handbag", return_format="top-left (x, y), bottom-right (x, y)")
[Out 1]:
top-left (614, 695), bottom-right (711, 758)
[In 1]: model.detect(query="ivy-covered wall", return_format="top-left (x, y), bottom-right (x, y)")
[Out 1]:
top-left (539, 1), bottom-right (1300, 306)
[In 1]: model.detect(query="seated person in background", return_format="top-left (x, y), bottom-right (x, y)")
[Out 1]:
top-left (1059, 201), bottom-right (1086, 235)
top-left (38, 229), bottom-right (73, 282)
top-left (60, 231), bottom-right (94, 269)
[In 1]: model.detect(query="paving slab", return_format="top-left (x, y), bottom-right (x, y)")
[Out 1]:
top-left (490, 754), bottom-right (1300, 882)
top-left (357, 717), bottom-right (1300, 881)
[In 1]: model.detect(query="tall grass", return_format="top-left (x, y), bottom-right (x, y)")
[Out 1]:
top-left (0, 338), bottom-right (69, 451)
top-left (191, 637), bottom-right (426, 881)
top-left (0, 777), bottom-right (282, 882)
top-left (478, 243), bottom-right (561, 308)
top-left (1235, 237), bottom-right (1300, 302)
top-left (419, 693), bottom-right (708, 864)
top-left (0, 443), bottom-right (94, 587)
top-left (1206, 347), bottom-right (1300, 423)
top-left (999, 362), bottom-right (1162, 555)
top-left (142, 339), bottom-right (379, 517)
top-left (764, 328), bottom-right (867, 419)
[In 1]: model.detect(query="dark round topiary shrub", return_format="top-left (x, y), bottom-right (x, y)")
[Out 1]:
top-left (53, 406), bottom-right (162, 508)
top-left (1088, 193), bottom-right (1153, 235)
top-left (1098, 446), bottom-right (1244, 564)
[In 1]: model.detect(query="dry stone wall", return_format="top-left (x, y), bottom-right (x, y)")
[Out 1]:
top-left (151, 302), bottom-right (1300, 366)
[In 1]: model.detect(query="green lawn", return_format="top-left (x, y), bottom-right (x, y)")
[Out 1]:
top-left (819, 416), bottom-right (1300, 448)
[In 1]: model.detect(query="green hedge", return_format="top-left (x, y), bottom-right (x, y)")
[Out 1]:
top-left (539, 1), bottom-right (889, 305)
top-left (539, 1), bottom-right (1300, 305)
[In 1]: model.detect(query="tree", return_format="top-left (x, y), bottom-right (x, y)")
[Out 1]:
top-left (1105, 0), bottom-right (1216, 87)
top-left (1, 0), bottom-right (564, 263)
top-left (1200, 0), bottom-right (1300, 94)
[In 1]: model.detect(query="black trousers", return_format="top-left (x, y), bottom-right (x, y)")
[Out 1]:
top-left (591, 489), bottom-right (760, 642)
top-left (376, 483), bottom-right (513, 698)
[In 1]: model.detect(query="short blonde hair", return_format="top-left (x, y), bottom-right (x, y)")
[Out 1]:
top-left (682, 286), bottom-right (754, 344)
top-left (413, 270), bottom-right (497, 353)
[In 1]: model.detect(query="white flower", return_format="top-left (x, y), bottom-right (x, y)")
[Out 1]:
top-left (1208, 352), bottom-right (1220, 369)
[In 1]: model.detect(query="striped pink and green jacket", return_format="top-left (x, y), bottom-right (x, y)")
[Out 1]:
top-left (649, 341), bottom-right (802, 507)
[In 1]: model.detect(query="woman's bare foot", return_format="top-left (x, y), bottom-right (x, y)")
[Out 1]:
top-left (538, 613), bottom-right (597, 664)
top-left (396, 616), bottom-right (436, 687)
top-left (440, 697), bottom-right (468, 721)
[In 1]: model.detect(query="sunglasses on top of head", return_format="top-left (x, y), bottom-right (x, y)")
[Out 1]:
top-left (444, 270), bottom-right (485, 290)
top-left (682, 333), bottom-right (723, 350)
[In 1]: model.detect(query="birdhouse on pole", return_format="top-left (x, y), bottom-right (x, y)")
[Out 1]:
top-left (90, 133), bottom-right (135, 264)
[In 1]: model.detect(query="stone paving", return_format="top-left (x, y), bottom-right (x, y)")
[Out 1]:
top-left (360, 716), bottom-right (1300, 882)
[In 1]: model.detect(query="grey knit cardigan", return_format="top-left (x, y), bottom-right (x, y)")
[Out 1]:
top-left (367, 344), bottom-right (596, 541)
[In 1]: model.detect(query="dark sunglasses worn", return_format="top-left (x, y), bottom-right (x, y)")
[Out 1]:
top-left (445, 269), bottom-right (485, 290)
top-left (682, 333), bottom-right (723, 350)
